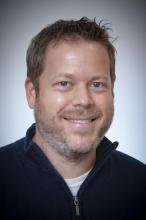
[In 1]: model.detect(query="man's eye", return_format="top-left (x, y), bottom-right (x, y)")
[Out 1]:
top-left (90, 81), bottom-right (108, 92)
top-left (56, 81), bottom-right (72, 91)
top-left (92, 82), bottom-right (104, 88)
top-left (59, 81), bottom-right (69, 87)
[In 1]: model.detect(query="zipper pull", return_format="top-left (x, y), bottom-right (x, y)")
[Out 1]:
top-left (74, 196), bottom-right (80, 216)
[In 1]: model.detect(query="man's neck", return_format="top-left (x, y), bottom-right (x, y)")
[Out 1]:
top-left (33, 130), bottom-right (96, 179)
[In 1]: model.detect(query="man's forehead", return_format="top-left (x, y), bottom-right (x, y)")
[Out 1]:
top-left (46, 38), bottom-right (106, 52)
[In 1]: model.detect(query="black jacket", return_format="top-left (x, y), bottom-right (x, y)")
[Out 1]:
top-left (0, 124), bottom-right (146, 220)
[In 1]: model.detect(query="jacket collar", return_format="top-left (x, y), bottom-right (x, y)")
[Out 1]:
top-left (24, 123), bottom-right (118, 171)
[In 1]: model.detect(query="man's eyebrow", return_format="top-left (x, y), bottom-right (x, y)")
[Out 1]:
top-left (50, 73), bottom-right (76, 80)
top-left (89, 75), bottom-right (110, 81)
top-left (49, 73), bottom-right (110, 81)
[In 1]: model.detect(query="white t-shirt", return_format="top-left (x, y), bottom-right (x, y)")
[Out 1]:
top-left (64, 168), bottom-right (92, 197)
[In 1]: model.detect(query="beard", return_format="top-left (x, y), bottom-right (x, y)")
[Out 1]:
top-left (34, 98), bottom-right (114, 161)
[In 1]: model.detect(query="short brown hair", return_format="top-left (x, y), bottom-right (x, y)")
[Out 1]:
top-left (26, 17), bottom-right (116, 91)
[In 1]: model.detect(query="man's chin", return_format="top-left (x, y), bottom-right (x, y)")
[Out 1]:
top-left (60, 145), bottom-right (95, 161)
top-left (66, 138), bottom-right (99, 154)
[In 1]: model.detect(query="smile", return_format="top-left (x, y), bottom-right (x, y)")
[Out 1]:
top-left (63, 117), bottom-right (97, 125)
top-left (62, 117), bottom-right (98, 133)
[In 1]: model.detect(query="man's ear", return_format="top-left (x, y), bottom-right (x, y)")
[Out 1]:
top-left (25, 78), bottom-right (36, 109)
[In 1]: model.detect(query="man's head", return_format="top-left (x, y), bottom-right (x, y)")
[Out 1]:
top-left (25, 17), bottom-right (116, 160)
top-left (26, 17), bottom-right (116, 94)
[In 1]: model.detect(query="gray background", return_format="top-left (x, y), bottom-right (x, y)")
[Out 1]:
top-left (0, 0), bottom-right (146, 163)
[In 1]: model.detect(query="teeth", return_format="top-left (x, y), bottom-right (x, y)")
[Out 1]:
top-left (67, 119), bottom-right (92, 124)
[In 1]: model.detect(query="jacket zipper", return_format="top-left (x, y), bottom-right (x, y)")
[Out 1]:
top-left (74, 196), bottom-right (80, 217)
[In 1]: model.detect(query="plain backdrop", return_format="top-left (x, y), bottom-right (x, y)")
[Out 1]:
top-left (0, 0), bottom-right (146, 163)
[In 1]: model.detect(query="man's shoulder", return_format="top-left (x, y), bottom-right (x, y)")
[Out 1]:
top-left (111, 149), bottom-right (146, 177)
top-left (102, 137), bottom-right (146, 172)
top-left (0, 138), bottom-right (25, 160)
top-left (113, 150), bottom-right (146, 166)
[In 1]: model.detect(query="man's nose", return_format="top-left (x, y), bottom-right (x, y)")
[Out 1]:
top-left (72, 84), bottom-right (94, 107)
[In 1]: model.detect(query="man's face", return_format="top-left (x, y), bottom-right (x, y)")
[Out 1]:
top-left (27, 40), bottom-right (114, 159)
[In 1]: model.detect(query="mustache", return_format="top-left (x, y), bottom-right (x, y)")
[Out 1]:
top-left (59, 108), bottom-right (102, 119)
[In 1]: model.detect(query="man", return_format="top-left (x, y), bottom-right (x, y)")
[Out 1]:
top-left (0, 17), bottom-right (146, 220)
